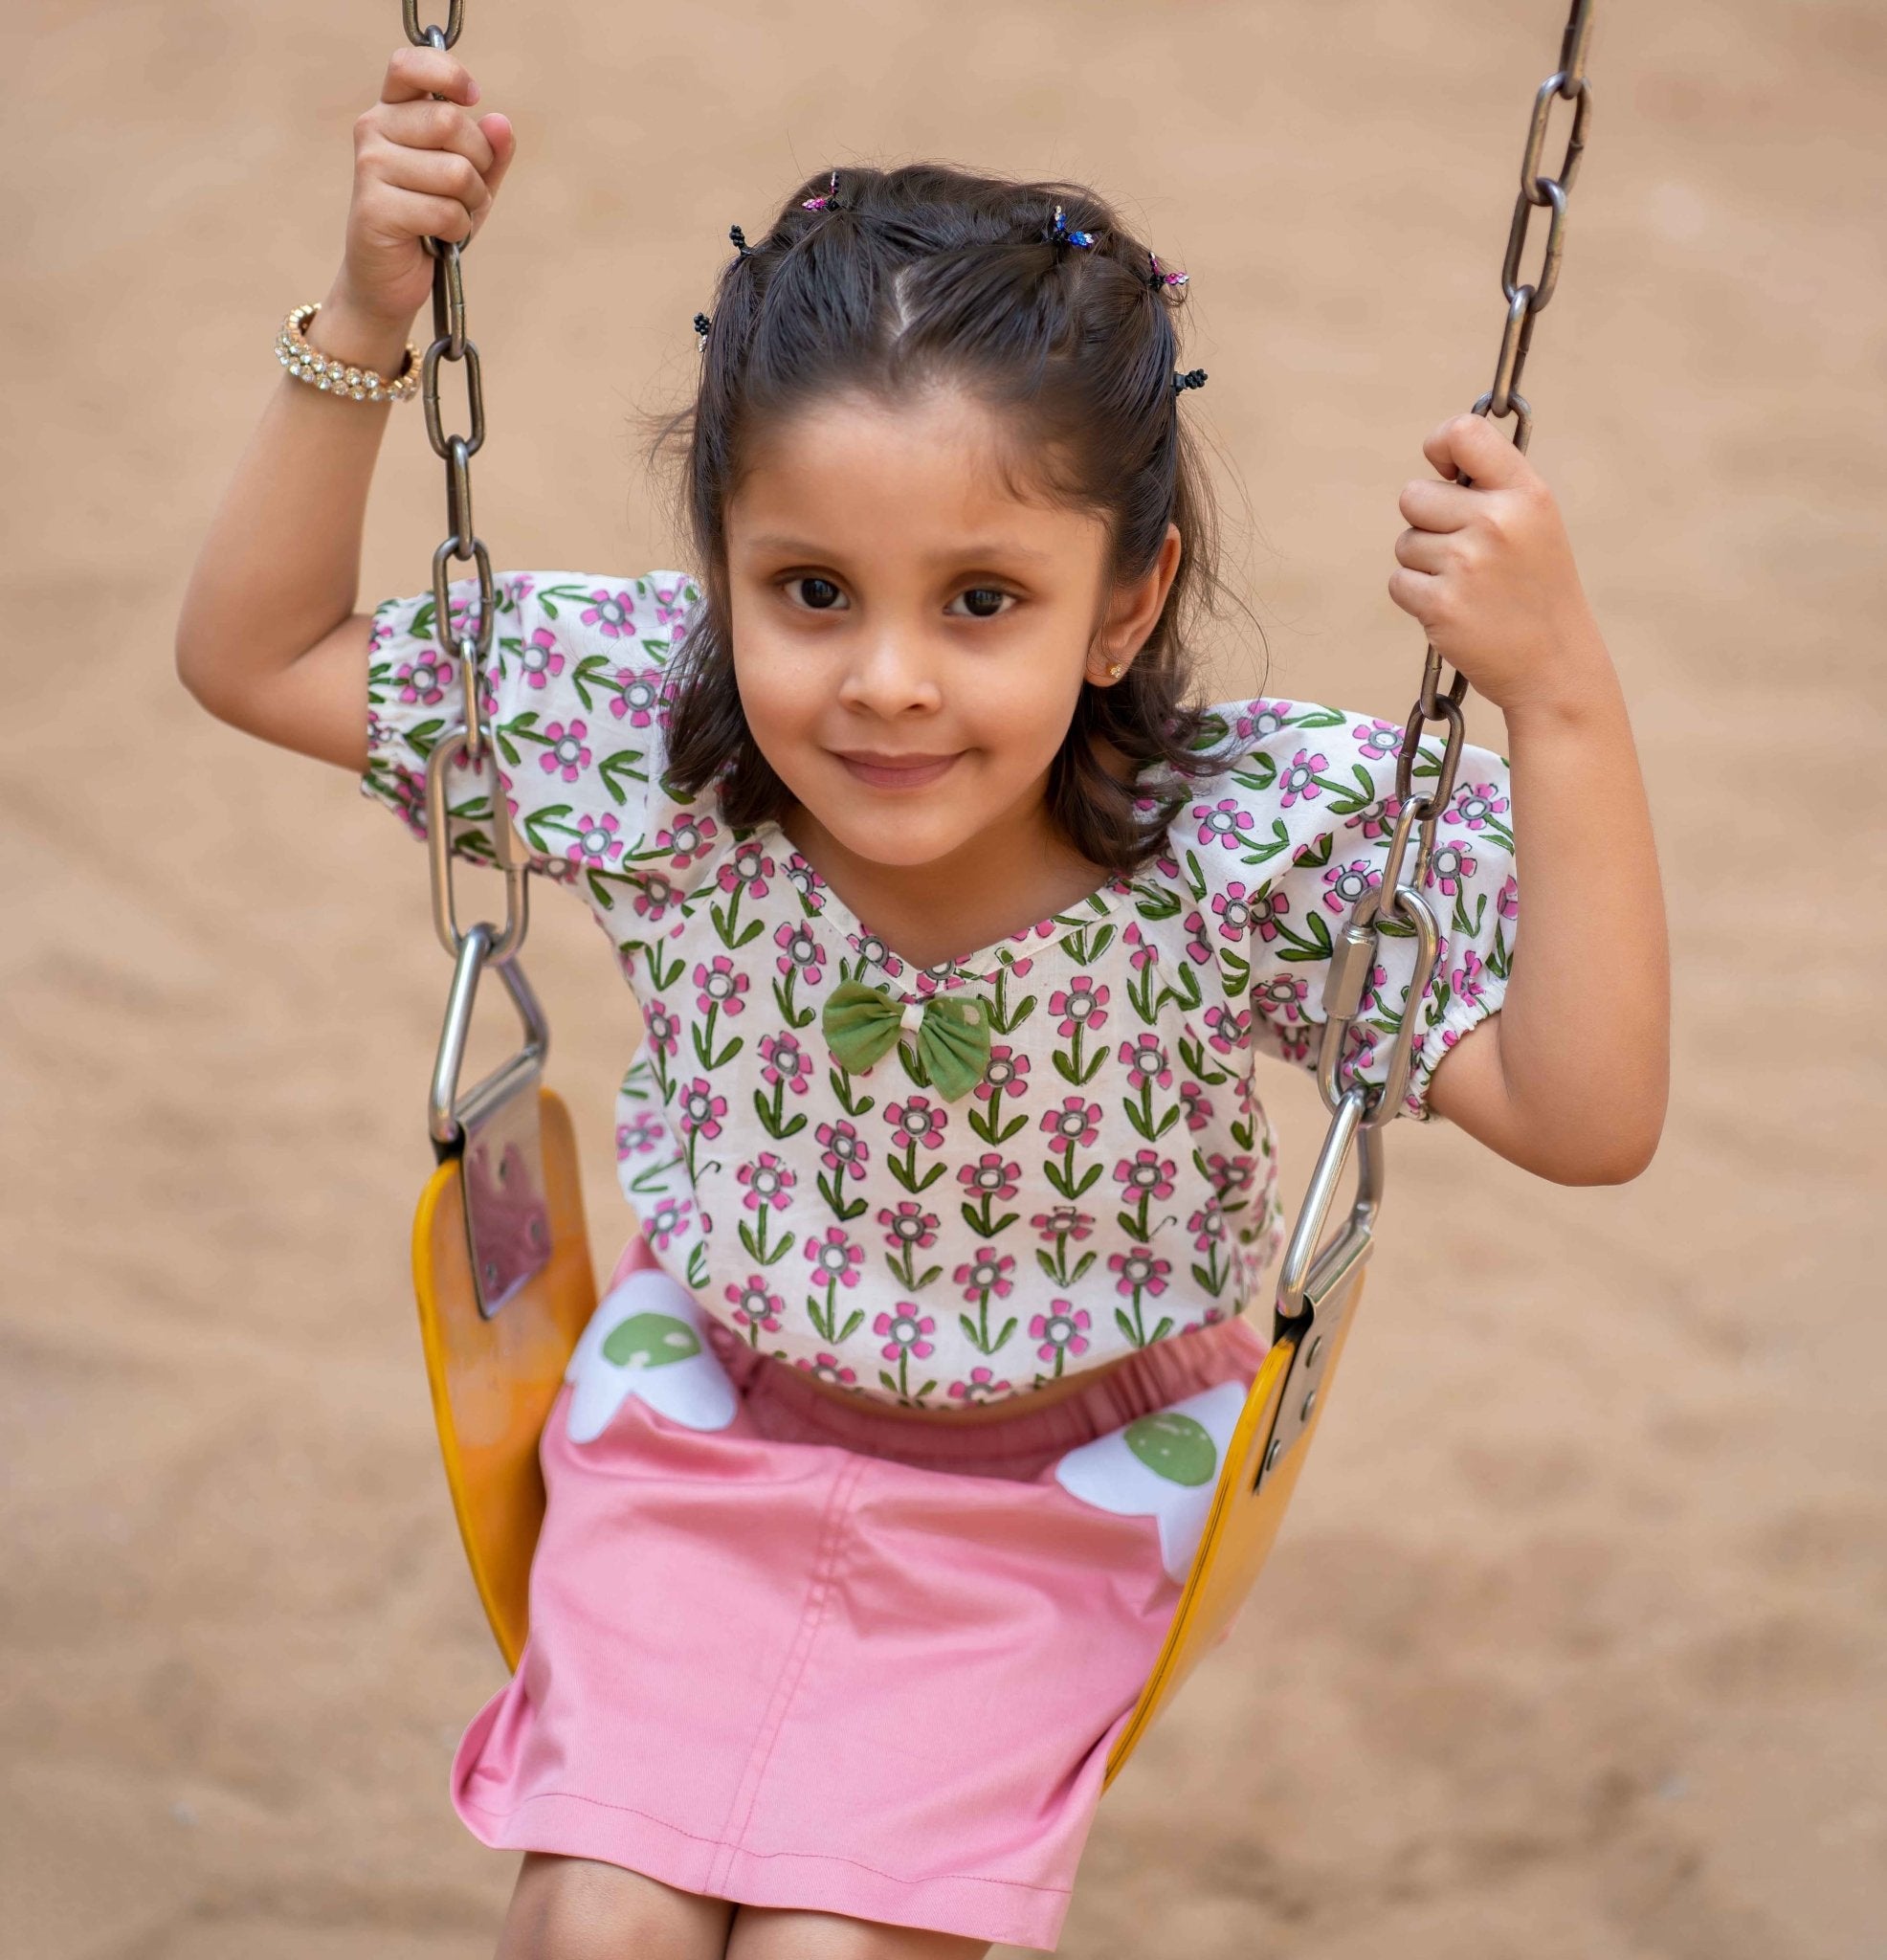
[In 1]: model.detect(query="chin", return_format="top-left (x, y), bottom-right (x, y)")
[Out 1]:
top-left (822, 800), bottom-right (980, 869)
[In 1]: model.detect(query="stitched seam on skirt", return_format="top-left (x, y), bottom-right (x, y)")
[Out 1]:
top-left (456, 1786), bottom-right (1073, 1896)
top-left (706, 1451), bottom-right (869, 1895)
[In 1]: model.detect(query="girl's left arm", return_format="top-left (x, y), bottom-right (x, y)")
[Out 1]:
top-left (1388, 412), bottom-right (1670, 1186)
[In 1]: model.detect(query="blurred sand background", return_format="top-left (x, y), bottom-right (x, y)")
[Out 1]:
top-left (6, 0), bottom-right (1885, 1954)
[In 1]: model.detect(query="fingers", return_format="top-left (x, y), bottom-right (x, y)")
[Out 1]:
top-left (365, 96), bottom-right (497, 174)
top-left (1421, 411), bottom-right (1532, 489)
top-left (477, 113), bottom-right (518, 201)
top-left (374, 144), bottom-right (494, 228)
top-left (380, 42), bottom-right (480, 108)
top-left (1397, 477), bottom-right (1476, 533)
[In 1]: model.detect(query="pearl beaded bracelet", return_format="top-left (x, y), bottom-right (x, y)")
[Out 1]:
top-left (276, 301), bottom-right (419, 405)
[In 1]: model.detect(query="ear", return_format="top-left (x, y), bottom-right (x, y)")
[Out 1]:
top-left (1087, 524), bottom-right (1183, 685)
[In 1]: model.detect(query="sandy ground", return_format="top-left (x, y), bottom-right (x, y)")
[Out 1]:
top-left (6, 1), bottom-right (1885, 1953)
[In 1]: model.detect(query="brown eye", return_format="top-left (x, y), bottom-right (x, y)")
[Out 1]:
top-left (949, 588), bottom-right (1013, 620)
top-left (787, 576), bottom-right (845, 611)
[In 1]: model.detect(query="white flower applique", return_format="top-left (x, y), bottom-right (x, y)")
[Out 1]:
top-left (1053, 1380), bottom-right (1249, 1583)
top-left (566, 1266), bottom-right (739, 1441)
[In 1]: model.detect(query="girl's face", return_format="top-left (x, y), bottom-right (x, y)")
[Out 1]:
top-left (724, 383), bottom-right (1179, 873)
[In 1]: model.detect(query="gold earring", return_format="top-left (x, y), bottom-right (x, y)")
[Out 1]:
top-left (1106, 661), bottom-right (1122, 679)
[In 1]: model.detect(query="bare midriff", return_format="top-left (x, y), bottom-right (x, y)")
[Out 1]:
top-left (792, 1348), bottom-right (1139, 1424)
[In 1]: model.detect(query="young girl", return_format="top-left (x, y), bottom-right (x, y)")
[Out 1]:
top-left (176, 38), bottom-right (1669, 1960)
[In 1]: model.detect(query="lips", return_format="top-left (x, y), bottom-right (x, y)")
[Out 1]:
top-left (832, 750), bottom-right (963, 790)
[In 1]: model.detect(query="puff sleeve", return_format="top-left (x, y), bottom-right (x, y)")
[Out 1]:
top-left (361, 568), bottom-right (700, 900)
top-left (1181, 698), bottom-right (1520, 1121)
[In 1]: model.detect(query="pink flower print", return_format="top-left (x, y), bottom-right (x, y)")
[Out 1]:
top-left (395, 652), bottom-right (452, 707)
top-left (581, 587), bottom-right (637, 639)
top-left (1188, 1204), bottom-right (1228, 1252)
top-left (1180, 1081), bottom-right (1213, 1131)
top-left (652, 579), bottom-right (691, 626)
top-left (958, 1153), bottom-right (1020, 1202)
top-left (642, 1000), bottom-right (678, 1057)
top-left (1447, 781), bottom-right (1510, 832)
top-left (1353, 793), bottom-right (1404, 844)
top-left (694, 955), bottom-right (748, 1017)
top-left (676, 1079), bottom-right (726, 1141)
top-left (1277, 748), bottom-right (1328, 809)
top-left (1253, 973), bottom-right (1310, 1022)
top-left (1322, 858), bottom-right (1381, 915)
top-left (517, 627), bottom-right (566, 690)
top-left (1180, 911), bottom-right (1213, 966)
top-left (1203, 1002), bottom-right (1253, 1054)
top-left (1152, 851), bottom-right (1181, 883)
top-left (759, 1030), bottom-right (810, 1094)
top-left (643, 1196), bottom-right (693, 1250)
top-left (725, 1276), bottom-right (785, 1336)
top-left (1049, 976), bottom-right (1109, 1038)
top-left (1119, 1034), bottom-right (1171, 1090)
top-left (877, 1202), bottom-right (939, 1252)
top-left (1193, 797), bottom-right (1254, 851)
top-left (1343, 1024), bottom-right (1383, 1076)
top-left (884, 1097), bottom-right (946, 1150)
top-left (852, 932), bottom-right (900, 975)
top-left (948, 1367), bottom-right (1012, 1407)
top-left (976, 1046), bottom-right (1029, 1099)
top-left (1359, 960), bottom-right (1389, 1014)
top-left (367, 617), bottom-right (394, 657)
top-left (953, 1247), bottom-right (1015, 1301)
top-left (1114, 1150), bottom-right (1177, 1202)
top-left (774, 921), bottom-right (824, 982)
top-left (1353, 716), bottom-right (1402, 761)
top-left (1452, 947), bottom-right (1490, 1008)
top-left (539, 719), bottom-right (591, 784)
top-left (1108, 1247), bottom-right (1170, 1297)
top-left (804, 1227), bottom-right (863, 1289)
top-left (1009, 957), bottom-right (1034, 979)
top-left (1425, 840), bottom-right (1478, 899)
top-left (615, 1112), bottom-right (664, 1158)
top-left (1498, 872), bottom-right (1521, 922)
top-left (610, 668), bottom-right (664, 727)
top-left (1276, 1025), bottom-right (1313, 1065)
top-left (816, 1118), bottom-right (869, 1180)
top-left (1210, 883), bottom-right (1259, 940)
top-left (875, 1303), bottom-right (936, 1361)
top-left (655, 813), bottom-right (718, 869)
top-left (796, 1351), bottom-right (858, 1390)
top-left (718, 838), bottom-right (774, 895)
top-left (1031, 1302), bottom-right (1091, 1363)
top-left (566, 810), bottom-right (624, 870)
top-left (1235, 699), bottom-right (1294, 745)
top-left (1201, 1151), bottom-right (1254, 1198)
top-left (504, 571), bottom-right (536, 606)
top-left (1040, 1097), bottom-right (1101, 1150)
top-left (738, 1152), bottom-right (794, 1213)
top-left (1247, 885), bottom-right (1290, 942)
top-left (1032, 1206), bottom-right (1094, 1242)
top-left (633, 873), bottom-right (678, 924)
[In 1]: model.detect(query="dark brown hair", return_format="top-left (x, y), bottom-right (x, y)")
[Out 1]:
top-left (652, 162), bottom-right (1238, 874)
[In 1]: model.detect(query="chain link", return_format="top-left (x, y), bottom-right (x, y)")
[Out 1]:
top-left (403, 2), bottom-right (527, 963)
top-left (1316, 0), bottom-right (1595, 1128)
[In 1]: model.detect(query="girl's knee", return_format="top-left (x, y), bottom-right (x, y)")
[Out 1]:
top-left (497, 1853), bottom-right (733, 1960)
top-left (726, 1904), bottom-right (989, 1960)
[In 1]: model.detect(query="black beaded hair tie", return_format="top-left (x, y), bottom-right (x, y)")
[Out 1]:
top-left (1172, 368), bottom-right (1209, 395)
top-left (694, 312), bottom-right (712, 348)
top-left (729, 224), bottom-right (752, 259)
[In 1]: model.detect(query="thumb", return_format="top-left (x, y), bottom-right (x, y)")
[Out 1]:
top-left (479, 112), bottom-right (519, 197)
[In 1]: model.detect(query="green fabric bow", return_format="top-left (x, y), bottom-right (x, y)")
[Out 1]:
top-left (821, 979), bottom-right (992, 1101)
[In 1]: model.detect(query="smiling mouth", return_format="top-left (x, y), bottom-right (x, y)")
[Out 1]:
top-left (832, 750), bottom-right (964, 790)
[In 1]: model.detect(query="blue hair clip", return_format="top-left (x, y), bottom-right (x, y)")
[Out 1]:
top-left (1048, 203), bottom-right (1096, 250)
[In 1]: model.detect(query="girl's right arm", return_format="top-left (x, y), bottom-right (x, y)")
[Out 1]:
top-left (174, 44), bottom-right (516, 775)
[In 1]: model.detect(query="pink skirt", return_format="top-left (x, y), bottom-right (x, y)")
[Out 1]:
top-left (450, 1232), bottom-right (1270, 1951)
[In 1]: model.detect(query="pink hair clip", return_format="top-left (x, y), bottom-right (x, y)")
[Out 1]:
top-left (1147, 250), bottom-right (1189, 290)
top-left (802, 169), bottom-right (840, 212)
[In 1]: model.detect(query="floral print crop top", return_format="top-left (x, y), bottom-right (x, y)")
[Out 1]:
top-left (364, 569), bottom-right (1519, 1409)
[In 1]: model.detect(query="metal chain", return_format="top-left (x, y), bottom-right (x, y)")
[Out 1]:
top-left (403, 1), bottom-right (528, 968)
top-left (1315, 0), bottom-right (1595, 1130)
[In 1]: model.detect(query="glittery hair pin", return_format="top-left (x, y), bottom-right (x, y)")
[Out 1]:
top-left (802, 169), bottom-right (841, 212)
top-left (1146, 250), bottom-right (1189, 290)
top-left (1047, 203), bottom-right (1097, 250)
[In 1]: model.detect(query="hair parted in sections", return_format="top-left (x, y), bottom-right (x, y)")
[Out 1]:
top-left (652, 163), bottom-right (1238, 875)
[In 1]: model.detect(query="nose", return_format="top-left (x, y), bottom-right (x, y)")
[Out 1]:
top-left (835, 626), bottom-right (942, 718)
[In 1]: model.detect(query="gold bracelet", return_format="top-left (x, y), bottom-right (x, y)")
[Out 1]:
top-left (276, 301), bottom-right (419, 404)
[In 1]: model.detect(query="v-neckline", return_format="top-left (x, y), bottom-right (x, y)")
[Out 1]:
top-left (761, 819), bottom-right (1135, 994)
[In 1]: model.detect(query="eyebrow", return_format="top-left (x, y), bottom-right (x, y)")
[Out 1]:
top-left (740, 533), bottom-right (1057, 567)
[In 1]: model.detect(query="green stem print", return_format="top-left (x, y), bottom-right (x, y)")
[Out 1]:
top-left (690, 1001), bottom-right (742, 1072)
top-left (888, 1140), bottom-right (945, 1196)
top-left (771, 967), bottom-right (816, 1031)
top-left (1124, 1079), bottom-right (1180, 1144)
top-left (958, 1295), bottom-right (1018, 1358)
top-left (808, 1276), bottom-right (864, 1348)
top-left (753, 1075), bottom-right (809, 1142)
top-left (738, 1202), bottom-right (794, 1269)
